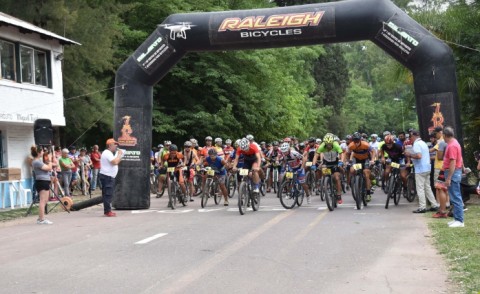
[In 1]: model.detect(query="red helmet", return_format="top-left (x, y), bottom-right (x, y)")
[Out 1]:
top-left (283, 137), bottom-right (291, 143)
top-left (384, 135), bottom-right (394, 144)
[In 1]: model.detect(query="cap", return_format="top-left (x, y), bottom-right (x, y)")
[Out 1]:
top-left (106, 138), bottom-right (119, 145)
top-left (69, 145), bottom-right (76, 150)
top-left (433, 126), bottom-right (443, 133)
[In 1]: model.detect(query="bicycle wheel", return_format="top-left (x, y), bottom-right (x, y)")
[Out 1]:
top-left (296, 183), bottom-right (304, 207)
top-left (394, 177), bottom-right (402, 206)
top-left (238, 182), bottom-right (248, 215)
top-left (227, 174), bottom-right (236, 198)
top-left (213, 181), bottom-right (221, 205)
top-left (193, 174), bottom-right (203, 196)
top-left (324, 176), bottom-right (334, 211)
top-left (169, 183), bottom-right (177, 210)
top-left (260, 179), bottom-right (266, 196)
top-left (385, 175), bottom-right (395, 209)
top-left (319, 177), bottom-right (325, 201)
top-left (361, 176), bottom-right (368, 207)
top-left (157, 179), bottom-right (165, 197)
top-left (150, 175), bottom-right (157, 194)
top-left (178, 184), bottom-right (187, 206)
top-left (406, 176), bottom-right (416, 202)
top-left (273, 169), bottom-right (279, 194)
top-left (201, 180), bottom-right (211, 208)
top-left (251, 187), bottom-right (260, 211)
top-left (279, 180), bottom-right (296, 209)
top-left (353, 174), bottom-right (362, 210)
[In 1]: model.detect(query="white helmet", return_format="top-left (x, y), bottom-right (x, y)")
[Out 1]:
top-left (205, 136), bottom-right (213, 141)
top-left (280, 142), bottom-right (290, 153)
top-left (240, 138), bottom-right (250, 151)
top-left (234, 139), bottom-right (241, 148)
top-left (246, 134), bottom-right (254, 141)
top-left (215, 137), bottom-right (222, 144)
top-left (316, 138), bottom-right (322, 144)
top-left (225, 139), bottom-right (232, 144)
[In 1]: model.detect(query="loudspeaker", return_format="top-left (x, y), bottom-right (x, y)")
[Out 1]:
top-left (34, 119), bottom-right (53, 146)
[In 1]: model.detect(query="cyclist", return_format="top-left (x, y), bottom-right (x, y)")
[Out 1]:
top-left (199, 136), bottom-right (214, 163)
top-left (265, 141), bottom-right (283, 193)
top-left (214, 138), bottom-right (225, 157)
top-left (232, 138), bottom-right (263, 194)
top-left (156, 141), bottom-right (171, 198)
top-left (379, 134), bottom-right (407, 190)
top-left (223, 139), bottom-right (235, 160)
top-left (311, 134), bottom-right (345, 204)
top-left (279, 142), bottom-right (312, 203)
top-left (304, 137), bottom-right (321, 194)
top-left (161, 144), bottom-right (187, 207)
top-left (182, 141), bottom-right (199, 201)
top-left (205, 149), bottom-right (229, 206)
top-left (347, 132), bottom-right (376, 201)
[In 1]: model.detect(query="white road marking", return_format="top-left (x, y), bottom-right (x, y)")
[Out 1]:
top-left (134, 233), bottom-right (168, 245)
top-left (131, 210), bottom-right (158, 214)
top-left (157, 209), bottom-right (194, 214)
top-left (198, 208), bottom-right (224, 212)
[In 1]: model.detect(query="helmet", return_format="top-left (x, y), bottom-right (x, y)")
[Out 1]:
top-left (215, 137), bottom-right (222, 144)
top-left (208, 148), bottom-right (217, 156)
top-left (260, 141), bottom-right (266, 145)
top-left (345, 135), bottom-right (352, 140)
top-left (334, 136), bottom-right (340, 142)
top-left (272, 141), bottom-right (279, 146)
top-left (246, 134), bottom-right (254, 141)
top-left (169, 144), bottom-right (178, 151)
top-left (299, 142), bottom-right (305, 149)
top-left (371, 134), bottom-right (378, 138)
top-left (190, 138), bottom-right (197, 145)
top-left (157, 144), bottom-right (163, 148)
top-left (239, 138), bottom-right (250, 151)
top-left (323, 133), bottom-right (335, 144)
top-left (383, 131), bottom-right (391, 137)
top-left (280, 142), bottom-right (290, 153)
top-left (316, 138), bottom-right (322, 144)
top-left (283, 137), bottom-right (291, 143)
top-left (184, 141), bottom-right (192, 147)
top-left (225, 139), bottom-right (232, 144)
top-left (352, 132), bottom-right (362, 141)
top-left (234, 139), bottom-right (241, 148)
top-left (384, 135), bottom-right (394, 144)
top-left (308, 137), bottom-right (316, 143)
top-left (205, 136), bottom-right (212, 141)
top-left (164, 140), bottom-right (171, 145)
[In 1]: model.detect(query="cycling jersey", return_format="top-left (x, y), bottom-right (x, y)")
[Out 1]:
top-left (381, 143), bottom-right (404, 162)
top-left (236, 143), bottom-right (260, 161)
top-left (305, 145), bottom-right (317, 162)
top-left (223, 146), bottom-right (235, 158)
top-left (214, 145), bottom-right (224, 157)
top-left (163, 152), bottom-right (184, 167)
top-left (348, 141), bottom-right (371, 161)
top-left (206, 156), bottom-right (226, 175)
top-left (283, 150), bottom-right (303, 169)
top-left (230, 151), bottom-right (245, 168)
top-left (200, 145), bottom-right (214, 158)
top-left (316, 142), bottom-right (343, 163)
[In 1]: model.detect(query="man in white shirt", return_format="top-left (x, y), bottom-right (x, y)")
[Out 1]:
top-left (99, 138), bottom-right (124, 217)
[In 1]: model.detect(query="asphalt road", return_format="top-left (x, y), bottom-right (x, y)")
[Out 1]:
top-left (0, 188), bottom-right (450, 294)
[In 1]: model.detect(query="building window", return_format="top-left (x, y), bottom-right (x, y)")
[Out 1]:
top-left (20, 45), bottom-right (48, 86)
top-left (0, 40), bottom-right (16, 81)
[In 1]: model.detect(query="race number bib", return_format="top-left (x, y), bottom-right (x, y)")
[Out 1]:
top-left (167, 167), bottom-right (175, 173)
top-left (391, 162), bottom-right (400, 169)
top-left (353, 164), bottom-right (362, 171)
top-left (322, 168), bottom-right (331, 175)
top-left (306, 162), bottom-right (313, 167)
top-left (239, 169), bottom-right (249, 176)
top-left (207, 169), bottom-right (215, 176)
top-left (285, 172), bottom-right (294, 179)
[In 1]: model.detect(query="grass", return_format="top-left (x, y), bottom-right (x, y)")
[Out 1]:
top-left (427, 203), bottom-right (480, 294)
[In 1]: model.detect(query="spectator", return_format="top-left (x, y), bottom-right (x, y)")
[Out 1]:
top-left (431, 127), bottom-right (449, 218)
top-left (443, 126), bottom-right (465, 228)
top-left (90, 145), bottom-right (101, 190)
top-left (99, 138), bottom-right (124, 217)
top-left (78, 147), bottom-right (92, 192)
top-left (31, 146), bottom-right (53, 224)
top-left (428, 132), bottom-right (437, 196)
top-left (59, 148), bottom-right (74, 196)
top-left (406, 130), bottom-right (439, 213)
top-left (68, 146), bottom-right (79, 193)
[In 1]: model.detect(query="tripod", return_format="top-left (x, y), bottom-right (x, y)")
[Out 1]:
top-left (25, 178), bottom-right (70, 217)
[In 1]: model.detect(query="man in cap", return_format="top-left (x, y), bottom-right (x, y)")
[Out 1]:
top-left (99, 138), bottom-right (124, 217)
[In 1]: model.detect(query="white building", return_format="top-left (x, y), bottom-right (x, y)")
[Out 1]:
top-left (0, 12), bottom-right (79, 208)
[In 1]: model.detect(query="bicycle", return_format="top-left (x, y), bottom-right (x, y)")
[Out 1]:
top-left (278, 166), bottom-right (305, 209)
top-left (201, 167), bottom-right (222, 208)
top-left (167, 166), bottom-right (188, 209)
top-left (385, 161), bottom-right (403, 209)
top-left (238, 168), bottom-right (260, 215)
top-left (305, 162), bottom-right (316, 196)
top-left (405, 165), bottom-right (416, 202)
top-left (226, 170), bottom-right (237, 198)
top-left (150, 165), bottom-right (158, 194)
top-left (351, 163), bottom-right (369, 210)
top-left (321, 166), bottom-right (339, 211)
top-left (193, 166), bottom-right (204, 196)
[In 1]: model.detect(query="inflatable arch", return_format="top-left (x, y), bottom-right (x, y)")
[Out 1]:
top-left (113, 0), bottom-right (461, 209)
